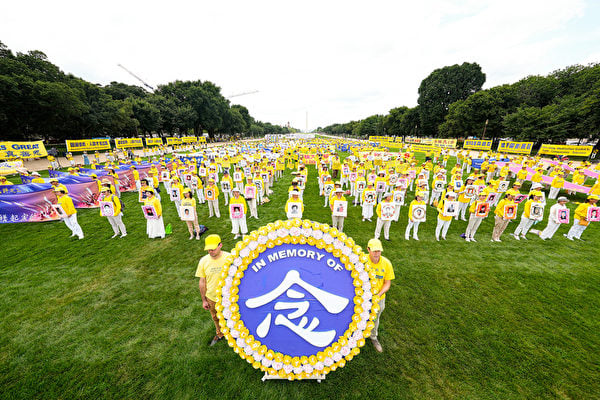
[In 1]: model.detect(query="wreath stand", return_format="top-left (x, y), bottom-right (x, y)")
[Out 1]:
top-left (262, 372), bottom-right (326, 383)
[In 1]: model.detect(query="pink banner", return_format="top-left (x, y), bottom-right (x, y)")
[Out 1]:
top-left (497, 162), bottom-right (590, 194)
top-left (548, 160), bottom-right (599, 179)
top-left (66, 181), bottom-right (101, 208)
top-left (0, 188), bottom-right (61, 223)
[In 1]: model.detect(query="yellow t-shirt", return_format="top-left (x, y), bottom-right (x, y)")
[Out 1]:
top-left (368, 255), bottom-right (395, 300)
top-left (195, 251), bottom-right (231, 302)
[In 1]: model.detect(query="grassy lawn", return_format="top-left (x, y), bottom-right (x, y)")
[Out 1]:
top-left (1, 153), bottom-right (599, 399)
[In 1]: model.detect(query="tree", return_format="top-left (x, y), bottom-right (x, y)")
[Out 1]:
top-left (417, 62), bottom-right (486, 136)
top-left (384, 107), bottom-right (409, 136)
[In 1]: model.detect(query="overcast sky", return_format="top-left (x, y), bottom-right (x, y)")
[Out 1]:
top-left (2, 0), bottom-right (599, 131)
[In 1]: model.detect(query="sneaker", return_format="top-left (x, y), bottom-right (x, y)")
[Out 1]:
top-left (520, 235), bottom-right (527, 240)
top-left (405, 236), bottom-right (410, 240)
top-left (495, 239), bottom-right (502, 242)
top-left (234, 234), bottom-right (240, 239)
top-left (471, 238), bottom-right (477, 242)
top-left (465, 237), bottom-right (471, 242)
top-left (196, 236), bottom-right (200, 240)
top-left (189, 235), bottom-right (194, 240)
top-left (514, 235), bottom-right (520, 241)
top-left (442, 236), bottom-right (446, 240)
top-left (436, 237), bottom-right (440, 241)
top-left (209, 335), bottom-right (224, 346)
top-left (564, 234), bottom-right (573, 241)
top-left (371, 338), bottom-right (383, 353)
top-left (111, 233), bottom-right (119, 239)
top-left (413, 236), bottom-right (419, 241)
top-left (120, 233), bottom-right (127, 238)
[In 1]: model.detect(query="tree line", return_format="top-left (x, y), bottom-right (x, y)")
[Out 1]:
top-left (321, 62), bottom-right (600, 146)
top-left (0, 41), bottom-right (295, 142)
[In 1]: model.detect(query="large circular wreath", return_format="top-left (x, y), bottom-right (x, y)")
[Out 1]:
top-left (215, 219), bottom-right (380, 380)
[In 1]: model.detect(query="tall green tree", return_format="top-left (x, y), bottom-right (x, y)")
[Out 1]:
top-left (417, 62), bottom-right (486, 136)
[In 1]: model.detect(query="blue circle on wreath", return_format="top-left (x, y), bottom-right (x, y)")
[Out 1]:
top-left (238, 243), bottom-right (355, 356)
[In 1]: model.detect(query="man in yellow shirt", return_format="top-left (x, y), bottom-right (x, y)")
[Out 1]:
top-left (565, 195), bottom-right (598, 240)
top-left (0, 176), bottom-right (14, 186)
top-left (366, 238), bottom-right (395, 353)
top-left (55, 188), bottom-right (84, 239)
top-left (30, 172), bottom-right (45, 183)
top-left (195, 234), bottom-right (231, 346)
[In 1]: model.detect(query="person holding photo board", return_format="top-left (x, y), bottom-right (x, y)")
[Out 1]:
top-left (565, 195), bottom-right (598, 241)
top-left (245, 178), bottom-right (259, 219)
top-left (374, 192), bottom-right (394, 241)
top-left (181, 188), bottom-right (201, 240)
top-left (285, 190), bottom-right (304, 219)
top-left (435, 191), bottom-right (457, 241)
top-left (539, 197), bottom-right (569, 240)
top-left (464, 192), bottom-right (490, 242)
top-left (99, 186), bottom-right (127, 238)
top-left (143, 188), bottom-right (165, 239)
top-left (491, 191), bottom-right (516, 242)
top-left (361, 182), bottom-right (376, 222)
top-left (405, 191), bottom-right (426, 241)
top-left (229, 188), bottom-right (248, 239)
top-left (511, 191), bottom-right (544, 240)
top-left (330, 188), bottom-right (347, 232)
top-left (205, 179), bottom-right (221, 218)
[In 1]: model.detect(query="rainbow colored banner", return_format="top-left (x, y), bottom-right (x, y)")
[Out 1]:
top-left (0, 185), bottom-right (61, 223)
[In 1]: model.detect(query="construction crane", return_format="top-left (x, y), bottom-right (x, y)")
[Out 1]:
top-left (226, 90), bottom-right (259, 99)
top-left (117, 64), bottom-right (154, 91)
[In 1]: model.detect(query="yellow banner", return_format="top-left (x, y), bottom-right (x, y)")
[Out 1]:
top-left (463, 139), bottom-right (492, 150)
top-left (433, 138), bottom-right (457, 148)
top-left (498, 141), bottom-right (533, 154)
top-left (411, 144), bottom-right (442, 154)
top-left (181, 136), bottom-right (197, 144)
top-left (0, 141), bottom-right (48, 159)
top-left (66, 139), bottom-right (111, 152)
top-left (198, 137), bottom-right (207, 143)
top-left (538, 144), bottom-right (593, 157)
top-left (115, 138), bottom-right (143, 149)
top-left (145, 138), bottom-right (163, 146)
top-left (166, 137), bottom-right (182, 145)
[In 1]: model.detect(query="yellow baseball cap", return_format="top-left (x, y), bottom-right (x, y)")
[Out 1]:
top-left (204, 234), bottom-right (222, 251)
top-left (588, 194), bottom-right (599, 200)
top-left (367, 238), bottom-right (383, 252)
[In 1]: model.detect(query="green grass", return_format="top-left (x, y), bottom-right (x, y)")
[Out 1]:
top-left (1, 154), bottom-right (599, 399)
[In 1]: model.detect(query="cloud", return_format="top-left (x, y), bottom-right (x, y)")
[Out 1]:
top-left (0, 0), bottom-right (596, 130)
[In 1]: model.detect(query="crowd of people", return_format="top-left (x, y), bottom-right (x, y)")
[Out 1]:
top-left (3, 139), bottom-right (599, 245)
